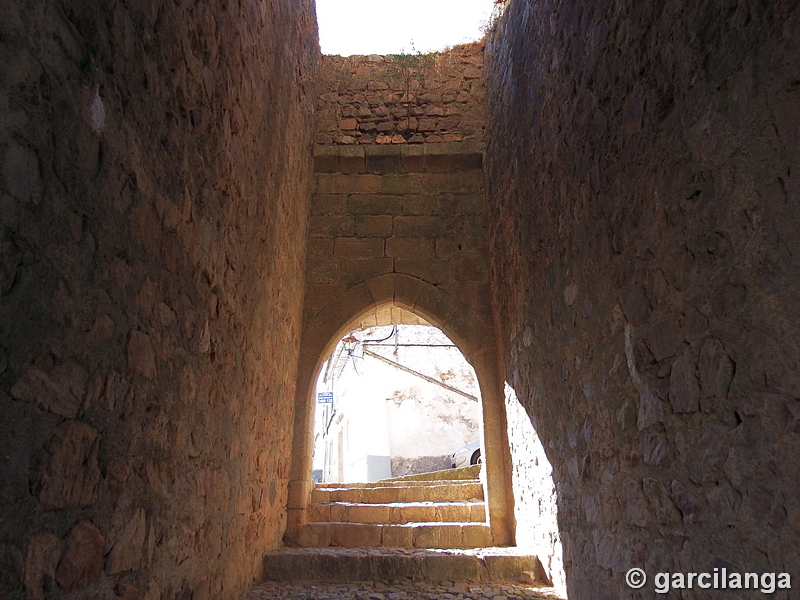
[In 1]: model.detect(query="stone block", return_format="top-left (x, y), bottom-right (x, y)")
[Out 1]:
top-left (340, 154), bottom-right (365, 173)
top-left (401, 195), bottom-right (443, 215)
top-left (106, 508), bottom-right (147, 574)
top-left (309, 488), bottom-right (331, 505)
top-left (330, 524), bottom-right (382, 548)
top-left (308, 238), bottom-right (334, 258)
top-left (385, 237), bottom-right (434, 258)
top-left (306, 260), bottom-right (340, 284)
top-left (308, 215), bottom-right (355, 237)
top-left (10, 363), bottom-right (86, 419)
top-left (423, 553), bottom-right (482, 581)
top-left (329, 503), bottom-right (346, 521)
top-left (307, 503), bottom-right (331, 522)
top-left (400, 504), bottom-right (437, 522)
top-left (298, 523), bottom-right (331, 547)
top-left (127, 330), bottom-right (156, 379)
top-left (452, 255), bottom-right (488, 282)
top-left (314, 154), bottom-right (338, 172)
top-left (344, 504), bottom-right (390, 524)
top-left (380, 174), bottom-right (423, 194)
top-left (394, 258), bottom-right (453, 285)
top-left (461, 524), bottom-right (493, 548)
top-left (381, 526), bottom-right (414, 548)
top-left (470, 503), bottom-right (487, 521)
top-left (421, 171), bottom-right (483, 193)
top-left (452, 192), bottom-right (484, 214)
top-left (3, 140), bottom-right (42, 204)
top-left (23, 533), bottom-right (60, 600)
top-left (393, 216), bottom-right (443, 237)
top-left (334, 237), bottom-right (385, 259)
top-left (33, 421), bottom-right (101, 509)
top-left (365, 153), bottom-right (401, 174)
top-left (354, 215), bottom-right (393, 237)
top-left (311, 194), bottom-right (347, 215)
top-left (55, 521), bottom-right (104, 590)
top-left (412, 525), bottom-right (462, 549)
top-left (339, 258), bottom-right (393, 284)
top-left (436, 503), bottom-right (472, 522)
top-left (648, 319), bottom-right (681, 361)
top-left (316, 173), bottom-right (381, 194)
top-left (347, 195), bottom-right (402, 215)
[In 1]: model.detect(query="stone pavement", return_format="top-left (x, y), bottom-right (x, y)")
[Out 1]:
top-left (244, 581), bottom-right (564, 600)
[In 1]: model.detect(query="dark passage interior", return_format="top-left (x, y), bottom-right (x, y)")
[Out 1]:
top-left (1, 1), bottom-right (799, 599)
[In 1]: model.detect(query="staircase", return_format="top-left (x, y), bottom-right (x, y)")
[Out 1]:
top-left (297, 465), bottom-right (494, 549)
top-left (264, 466), bottom-right (554, 587)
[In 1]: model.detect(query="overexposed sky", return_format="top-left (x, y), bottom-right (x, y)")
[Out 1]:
top-left (315, 0), bottom-right (496, 56)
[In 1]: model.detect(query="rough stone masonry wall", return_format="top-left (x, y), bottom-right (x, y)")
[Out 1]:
top-left (486, 0), bottom-right (800, 598)
top-left (307, 143), bottom-right (489, 328)
top-left (316, 44), bottom-right (485, 146)
top-left (0, 1), bottom-right (317, 600)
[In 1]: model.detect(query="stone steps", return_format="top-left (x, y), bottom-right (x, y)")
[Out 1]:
top-left (301, 473), bottom-right (492, 549)
top-left (299, 522), bottom-right (494, 549)
top-left (310, 481), bottom-right (484, 504)
top-left (308, 501), bottom-right (486, 524)
top-left (262, 547), bottom-right (554, 585)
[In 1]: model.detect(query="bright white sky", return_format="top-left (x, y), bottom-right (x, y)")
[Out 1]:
top-left (315, 0), bottom-right (496, 56)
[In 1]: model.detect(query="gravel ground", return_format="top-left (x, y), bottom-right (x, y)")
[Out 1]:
top-left (243, 581), bottom-right (564, 600)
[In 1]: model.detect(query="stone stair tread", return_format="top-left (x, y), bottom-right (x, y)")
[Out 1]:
top-left (311, 500), bottom-right (485, 507)
top-left (316, 479), bottom-right (479, 489)
top-left (312, 521), bottom-right (486, 526)
top-left (262, 546), bottom-right (554, 585)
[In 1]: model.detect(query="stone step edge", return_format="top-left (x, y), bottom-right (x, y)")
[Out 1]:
top-left (262, 548), bottom-right (553, 585)
top-left (298, 522), bottom-right (494, 550)
top-left (378, 464), bottom-right (481, 483)
top-left (309, 521), bottom-right (487, 527)
top-left (311, 501), bottom-right (486, 507)
top-left (315, 479), bottom-right (480, 489)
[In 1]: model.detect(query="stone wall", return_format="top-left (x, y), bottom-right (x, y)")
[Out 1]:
top-left (504, 384), bottom-right (563, 594)
top-left (0, 1), bottom-right (318, 599)
top-left (486, 0), bottom-right (800, 598)
top-left (307, 142), bottom-right (490, 328)
top-left (316, 44), bottom-right (485, 145)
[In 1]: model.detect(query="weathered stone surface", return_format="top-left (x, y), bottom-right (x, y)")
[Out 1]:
top-left (698, 337), bottom-right (734, 400)
top-left (318, 44), bottom-right (486, 146)
top-left (0, 0), bottom-right (318, 598)
top-left (10, 362), bottom-right (87, 418)
top-left (3, 141), bottom-right (42, 204)
top-left (55, 521), bottom-right (104, 590)
top-left (32, 421), bottom-right (101, 509)
top-left (621, 284), bottom-right (648, 325)
top-left (101, 371), bottom-right (134, 414)
top-left (0, 543), bottom-right (23, 594)
top-left (23, 533), bottom-right (60, 600)
top-left (106, 508), bottom-right (147, 574)
top-left (485, 1), bottom-right (800, 596)
top-left (127, 330), bottom-right (156, 379)
top-left (647, 320), bottom-right (681, 362)
top-left (668, 354), bottom-right (700, 413)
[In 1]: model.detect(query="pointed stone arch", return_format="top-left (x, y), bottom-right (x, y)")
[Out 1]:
top-left (285, 273), bottom-right (514, 546)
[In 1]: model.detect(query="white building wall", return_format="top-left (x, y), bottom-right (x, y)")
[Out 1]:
top-left (314, 325), bottom-right (482, 482)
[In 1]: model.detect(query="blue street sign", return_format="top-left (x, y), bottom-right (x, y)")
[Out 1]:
top-left (317, 392), bottom-right (333, 404)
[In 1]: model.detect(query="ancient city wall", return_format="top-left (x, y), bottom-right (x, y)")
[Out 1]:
top-left (0, 1), bottom-right (318, 599)
top-left (486, 0), bottom-right (800, 597)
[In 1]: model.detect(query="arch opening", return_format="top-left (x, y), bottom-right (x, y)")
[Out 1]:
top-left (312, 320), bottom-right (484, 484)
top-left (286, 274), bottom-right (516, 547)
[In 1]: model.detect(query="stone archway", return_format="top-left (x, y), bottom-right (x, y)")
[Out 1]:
top-left (285, 273), bottom-right (514, 546)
